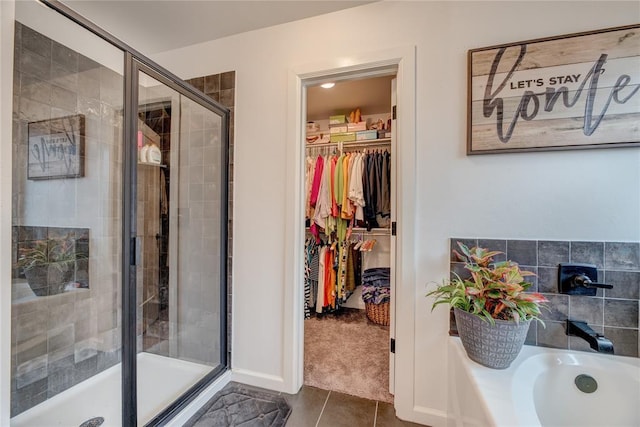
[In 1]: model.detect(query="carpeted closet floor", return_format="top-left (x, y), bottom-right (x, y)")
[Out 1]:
top-left (304, 308), bottom-right (394, 403)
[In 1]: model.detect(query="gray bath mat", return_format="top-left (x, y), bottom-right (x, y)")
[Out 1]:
top-left (183, 382), bottom-right (291, 427)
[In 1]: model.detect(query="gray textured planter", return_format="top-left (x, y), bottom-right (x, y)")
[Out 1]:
top-left (454, 307), bottom-right (531, 369)
top-left (24, 263), bottom-right (74, 296)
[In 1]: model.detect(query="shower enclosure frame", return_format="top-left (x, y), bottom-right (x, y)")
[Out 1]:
top-left (35, 2), bottom-right (231, 426)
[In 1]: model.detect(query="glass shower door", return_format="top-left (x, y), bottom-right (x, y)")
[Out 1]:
top-left (133, 67), bottom-right (227, 425)
top-left (10, 2), bottom-right (229, 425)
top-left (10, 2), bottom-right (125, 425)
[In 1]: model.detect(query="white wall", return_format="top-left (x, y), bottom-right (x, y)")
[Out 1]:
top-left (0, 1), bottom-right (15, 424)
top-left (142, 1), bottom-right (639, 425)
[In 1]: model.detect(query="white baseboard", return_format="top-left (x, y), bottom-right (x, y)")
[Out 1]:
top-left (407, 405), bottom-right (449, 427)
top-left (165, 370), bottom-right (232, 426)
top-left (231, 368), bottom-right (287, 393)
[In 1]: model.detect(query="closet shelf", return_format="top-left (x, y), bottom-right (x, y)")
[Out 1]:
top-left (305, 137), bottom-right (391, 150)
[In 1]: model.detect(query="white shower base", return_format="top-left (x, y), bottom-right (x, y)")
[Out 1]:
top-left (11, 352), bottom-right (213, 427)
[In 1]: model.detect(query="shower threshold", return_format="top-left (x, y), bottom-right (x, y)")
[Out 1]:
top-left (11, 353), bottom-right (213, 427)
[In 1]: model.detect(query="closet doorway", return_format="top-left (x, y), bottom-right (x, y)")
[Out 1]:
top-left (301, 68), bottom-right (398, 403)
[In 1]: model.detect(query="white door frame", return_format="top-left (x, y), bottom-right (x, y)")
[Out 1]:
top-left (0, 1), bottom-right (16, 425)
top-left (283, 45), bottom-right (417, 420)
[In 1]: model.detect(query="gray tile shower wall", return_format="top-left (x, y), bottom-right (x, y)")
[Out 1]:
top-left (450, 238), bottom-right (640, 357)
top-left (11, 23), bottom-right (123, 416)
top-left (186, 72), bottom-right (235, 364)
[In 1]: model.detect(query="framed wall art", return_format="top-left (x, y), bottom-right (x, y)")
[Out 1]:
top-left (27, 114), bottom-right (85, 180)
top-left (467, 24), bottom-right (640, 154)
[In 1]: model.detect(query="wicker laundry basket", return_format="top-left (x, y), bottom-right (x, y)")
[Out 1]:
top-left (365, 301), bottom-right (390, 326)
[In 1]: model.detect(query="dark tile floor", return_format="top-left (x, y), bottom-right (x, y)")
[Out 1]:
top-left (282, 386), bottom-right (424, 427)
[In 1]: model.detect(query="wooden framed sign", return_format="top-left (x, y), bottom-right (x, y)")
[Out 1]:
top-left (467, 25), bottom-right (640, 154)
top-left (27, 115), bottom-right (85, 180)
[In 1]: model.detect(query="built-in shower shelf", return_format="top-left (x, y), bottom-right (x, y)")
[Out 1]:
top-left (138, 162), bottom-right (167, 168)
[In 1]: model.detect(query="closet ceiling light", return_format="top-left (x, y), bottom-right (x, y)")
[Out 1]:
top-left (321, 82), bottom-right (335, 89)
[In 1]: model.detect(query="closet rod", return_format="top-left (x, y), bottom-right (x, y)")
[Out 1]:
top-left (305, 227), bottom-right (391, 236)
top-left (351, 227), bottom-right (391, 236)
top-left (305, 138), bottom-right (391, 149)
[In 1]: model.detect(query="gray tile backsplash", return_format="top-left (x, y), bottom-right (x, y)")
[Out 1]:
top-left (605, 271), bottom-right (640, 299)
top-left (538, 241), bottom-right (569, 266)
top-left (569, 296), bottom-right (603, 325)
top-left (570, 242), bottom-right (604, 268)
top-left (506, 240), bottom-right (537, 266)
top-left (604, 299), bottom-right (639, 329)
top-left (450, 238), bottom-right (640, 357)
top-left (478, 239), bottom-right (507, 262)
top-left (571, 241), bottom-right (605, 269)
top-left (605, 242), bottom-right (640, 270)
top-left (603, 327), bottom-right (639, 357)
top-left (536, 321), bottom-right (568, 349)
top-left (537, 267), bottom-right (558, 293)
top-left (540, 294), bottom-right (569, 322)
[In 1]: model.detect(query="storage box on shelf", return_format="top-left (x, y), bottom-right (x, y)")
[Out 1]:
top-left (306, 133), bottom-right (330, 144)
top-left (305, 111), bottom-right (392, 147)
top-left (347, 122), bottom-right (367, 132)
top-left (330, 125), bottom-right (348, 134)
top-left (306, 121), bottom-right (329, 144)
top-left (378, 130), bottom-right (390, 139)
top-left (356, 130), bottom-right (378, 141)
top-left (329, 115), bottom-right (347, 125)
top-left (329, 132), bottom-right (356, 143)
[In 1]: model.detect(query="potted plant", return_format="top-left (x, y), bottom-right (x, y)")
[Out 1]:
top-left (16, 237), bottom-right (87, 296)
top-left (427, 242), bottom-right (547, 369)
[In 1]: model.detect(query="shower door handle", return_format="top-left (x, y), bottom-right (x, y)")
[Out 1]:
top-left (130, 237), bottom-right (139, 266)
top-left (130, 237), bottom-right (136, 265)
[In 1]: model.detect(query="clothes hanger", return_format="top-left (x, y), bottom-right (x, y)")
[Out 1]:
top-left (353, 233), bottom-right (364, 250)
top-left (360, 239), bottom-right (377, 252)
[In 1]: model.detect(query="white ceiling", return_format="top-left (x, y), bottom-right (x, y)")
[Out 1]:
top-left (57, 0), bottom-right (388, 119)
top-left (307, 75), bottom-right (394, 121)
top-left (60, 0), bottom-right (374, 55)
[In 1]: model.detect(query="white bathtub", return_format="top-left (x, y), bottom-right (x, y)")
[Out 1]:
top-left (10, 352), bottom-right (219, 427)
top-left (449, 337), bottom-right (640, 427)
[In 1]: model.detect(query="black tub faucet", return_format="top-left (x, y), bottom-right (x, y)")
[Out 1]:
top-left (566, 320), bottom-right (614, 354)
top-left (558, 263), bottom-right (613, 296)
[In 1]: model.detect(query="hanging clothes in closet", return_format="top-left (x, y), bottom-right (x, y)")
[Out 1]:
top-left (362, 150), bottom-right (391, 230)
top-left (303, 237), bottom-right (364, 318)
top-left (306, 150), bottom-right (391, 238)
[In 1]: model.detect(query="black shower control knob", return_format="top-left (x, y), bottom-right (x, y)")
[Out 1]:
top-left (573, 274), bottom-right (591, 287)
top-left (572, 274), bottom-right (612, 289)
